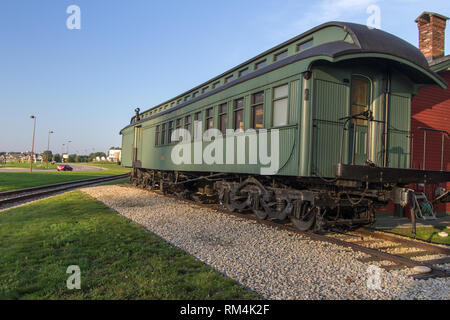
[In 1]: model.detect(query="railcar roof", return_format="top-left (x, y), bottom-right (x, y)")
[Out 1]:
top-left (122, 21), bottom-right (446, 132)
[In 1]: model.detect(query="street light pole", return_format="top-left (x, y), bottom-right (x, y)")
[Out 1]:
top-left (47, 130), bottom-right (54, 169)
top-left (30, 115), bottom-right (36, 173)
top-left (67, 141), bottom-right (72, 155)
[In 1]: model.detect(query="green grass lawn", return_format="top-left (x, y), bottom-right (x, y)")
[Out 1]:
top-left (0, 191), bottom-right (258, 300)
top-left (0, 163), bottom-right (130, 192)
top-left (385, 225), bottom-right (450, 245)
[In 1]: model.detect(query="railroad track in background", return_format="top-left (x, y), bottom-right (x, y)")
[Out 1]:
top-left (128, 185), bottom-right (449, 280)
top-left (0, 173), bottom-right (130, 207)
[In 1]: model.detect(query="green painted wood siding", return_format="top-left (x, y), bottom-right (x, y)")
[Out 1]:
top-left (121, 128), bottom-right (134, 167)
top-left (312, 78), bottom-right (350, 177)
top-left (388, 93), bottom-right (411, 168)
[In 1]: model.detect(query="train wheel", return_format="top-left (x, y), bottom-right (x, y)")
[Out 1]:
top-left (250, 193), bottom-right (268, 220)
top-left (291, 206), bottom-right (317, 231)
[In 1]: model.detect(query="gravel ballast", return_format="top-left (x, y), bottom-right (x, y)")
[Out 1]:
top-left (82, 185), bottom-right (449, 300)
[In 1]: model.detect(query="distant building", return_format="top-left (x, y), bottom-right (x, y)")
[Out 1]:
top-left (107, 149), bottom-right (121, 163)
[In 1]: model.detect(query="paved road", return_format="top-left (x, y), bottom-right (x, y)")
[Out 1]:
top-left (0, 164), bottom-right (105, 172)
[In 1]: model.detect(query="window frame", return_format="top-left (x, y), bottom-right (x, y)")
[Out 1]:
top-left (155, 125), bottom-right (160, 146)
top-left (205, 107), bottom-right (214, 131)
top-left (184, 115), bottom-right (192, 140)
top-left (350, 76), bottom-right (371, 126)
top-left (296, 38), bottom-right (314, 52)
top-left (254, 59), bottom-right (267, 70)
top-left (218, 102), bottom-right (228, 134)
top-left (239, 68), bottom-right (249, 77)
top-left (251, 91), bottom-right (264, 130)
top-left (212, 81), bottom-right (220, 89)
top-left (224, 75), bottom-right (234, 84)
top-left (272, 84), bottom-right (289, 128)
top-left (168, 121), bottom-right (174, 144)
top-left (273, 50), bottom-right (288, 62)
top-left (194, 111), bottom-right (202, 140)
top-left (161, 123), bottom-right (167, 145)
top-left (233, 97), bottom-right (245, 130)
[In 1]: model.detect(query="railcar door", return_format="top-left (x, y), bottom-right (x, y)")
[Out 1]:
top-left (348, 76), bottom-right (371, 165)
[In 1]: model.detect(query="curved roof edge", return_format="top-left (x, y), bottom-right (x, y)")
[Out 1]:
top-left (121, 22), bottom-right (447, 132)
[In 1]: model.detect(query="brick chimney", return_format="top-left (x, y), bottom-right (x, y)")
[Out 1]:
top-left (415, 12), bottom-right (449, 60)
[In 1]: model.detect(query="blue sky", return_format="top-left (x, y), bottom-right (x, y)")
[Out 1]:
top-left (0, 0), bottom-right (449, 154)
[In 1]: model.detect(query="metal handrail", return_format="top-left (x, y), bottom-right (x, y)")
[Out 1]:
top-left (338, 110), bottom-right (373, 166)
top-left (413, 127), bottom-right (450, 171)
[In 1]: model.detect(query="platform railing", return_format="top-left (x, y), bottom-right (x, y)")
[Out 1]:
top-left (411, 127), bottom-right (450, 171)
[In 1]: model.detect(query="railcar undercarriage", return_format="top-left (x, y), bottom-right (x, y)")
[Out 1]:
top-left (129, 168), bottom-right (402, 232)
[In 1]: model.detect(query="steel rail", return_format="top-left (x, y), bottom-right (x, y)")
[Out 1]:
top-left (0, 173), bottom-right (130, 206)
top-left (134, 186), bottom-right (449, 280)
top-left (352, 228), bottom-right (450, 255)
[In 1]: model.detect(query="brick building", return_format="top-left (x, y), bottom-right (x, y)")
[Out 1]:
top-left (411, 12), bottom-right (450, 216)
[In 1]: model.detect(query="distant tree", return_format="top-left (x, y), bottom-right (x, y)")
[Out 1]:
top-left (109, 146), bottom-right (121, 150)
top-left (68, 154), bottom-right (77, 162)
top-left (53, 154), bottom-right (62, 163)
top-left (88, 152), bottom-right (106, 162)
top-left (74, 155), bottom-right (89, 163)
top-left (42, 150), bottom-right (53, 163)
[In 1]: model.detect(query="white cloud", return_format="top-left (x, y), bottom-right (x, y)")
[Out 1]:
top-left (296, 0), bottom-right (380, 28)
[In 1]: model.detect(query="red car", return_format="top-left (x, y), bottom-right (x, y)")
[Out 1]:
top-left (57, 164), bottom-right (73, 172)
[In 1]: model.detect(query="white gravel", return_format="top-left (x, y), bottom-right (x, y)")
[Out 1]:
top-left (82, 185), bottom-right (450, 300)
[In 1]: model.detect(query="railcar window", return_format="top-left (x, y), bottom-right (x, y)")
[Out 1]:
top-left (202, 86), bottom-right (209, 94)
top-left (255, 60), bottom-right (266, 70)
top-left (193, 91), bottom-right (198, 98)
top-left (351, 78), bottom-right (370, 125)
top-left (155, 125), bottom-right (160, 146)
top-left (161, 123), bottom-right (167, 145)
top-left (297, 39), bottom-right (313, 52)
top-left (168, 121), bottom-right (174, 144)
top-left (274, 50), bottom-right (288, 62)
top-left (206, 108), bottom-right (214, 131)
top-left (194, 111), bottom-right (202, 140)
top-left (184, 96), bottom-right (190, 102)
top-left (234, 98), bottom-right (244, 130)
top-left (177, 99), bottom-right (182, 105)
top-left (171, 102), bottom-right (175, 108)
top-left (212, 81), bottom-right (220, 89)
top-left (251, 92), bottom-right (264, 129)
top-left (273, 84), bottom-right (289, 127)
top-left (239, 68), bottom-right (249, 77)
top-left (224, 75), bottom-right (234, 84)
top-left (219, 103), bottom-right (228, 134)
top-left (184, 115), bottom-right (191, 140)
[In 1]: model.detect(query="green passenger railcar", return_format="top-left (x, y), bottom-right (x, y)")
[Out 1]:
top-left (120, 22), bottom-right (450, 231)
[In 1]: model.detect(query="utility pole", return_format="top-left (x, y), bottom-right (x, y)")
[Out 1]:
top-left (47, 130), bottom-right (54, 169)
top-left (30, 115), bottom-right (36, 172)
